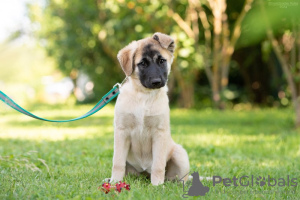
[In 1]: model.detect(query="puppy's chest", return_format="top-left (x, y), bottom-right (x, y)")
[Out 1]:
top-left (126, 115), bottom-right (164, 172)
top-left (120, 114), bottom-right (162, 135)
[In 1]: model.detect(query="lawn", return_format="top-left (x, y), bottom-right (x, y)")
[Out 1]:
top-left (0, 104), bottom-right (299, 199)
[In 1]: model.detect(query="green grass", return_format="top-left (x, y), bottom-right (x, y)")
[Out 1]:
top-left (0, 104), bottom-right (299, 199)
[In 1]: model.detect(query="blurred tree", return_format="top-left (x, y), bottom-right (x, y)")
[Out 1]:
top-left (168, 0), bottom-right (254, 108)
top-left (259, 0), bottom-right (300, 127)
top-left (29, 0), bottom-right (179, 103)
top-left (29, 0), bottom-right (121, 102)
top-left (29, 0), bottom-right (295, 110)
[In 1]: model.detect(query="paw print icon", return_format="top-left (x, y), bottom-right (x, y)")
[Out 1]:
top-left (256, 176), bottom-right (266, 186)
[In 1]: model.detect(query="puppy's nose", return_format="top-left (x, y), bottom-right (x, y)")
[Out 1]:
top-left (151, 78), bottom-right (162, 87)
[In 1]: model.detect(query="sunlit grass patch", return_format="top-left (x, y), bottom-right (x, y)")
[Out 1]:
top-left (0, 105), bottom-right (114, 141)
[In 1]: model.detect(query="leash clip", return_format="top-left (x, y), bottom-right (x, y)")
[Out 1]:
top-left (113, 83), bottom-right (121, 89)
top-left (113, 76), bottom-right (128, 89)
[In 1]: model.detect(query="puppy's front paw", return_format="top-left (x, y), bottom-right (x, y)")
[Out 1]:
top-left (102, 178), bottom-right (111, 183)
top-left (102, 177), bottom-right (120, 184)
top-left (151, 176), bottom-right (164, 186)
top-left (109, 177), bottom-right (121, 184)
top-left (151, 169), bottom-right (165, 185)
top-left (151, 179), bottom-right (164, 186)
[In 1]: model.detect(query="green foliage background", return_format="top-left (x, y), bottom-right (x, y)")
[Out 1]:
top-left (28, 0), bottom-right (300, 107)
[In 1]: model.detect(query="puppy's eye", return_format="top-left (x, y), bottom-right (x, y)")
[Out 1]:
top-left (139, 61), bottom-right (146, 66)
top-left (159, 59), bottom-right (166, 64)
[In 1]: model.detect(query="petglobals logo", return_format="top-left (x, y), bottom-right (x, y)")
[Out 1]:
top-left (213, 175), bottom-right (298, 187)
top-left (179, 173), bottom-right (298, 198)
top-left (180, 171), bottom-right (210, 198)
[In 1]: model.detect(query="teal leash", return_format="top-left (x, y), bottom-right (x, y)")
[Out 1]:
top-left (0, 83), bottom-right (121, 122)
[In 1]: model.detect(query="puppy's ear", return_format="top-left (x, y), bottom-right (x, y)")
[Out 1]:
top-left (117, 41), bottom-right (138, 76)
top-left (152, 32), bottom-right (175, 53)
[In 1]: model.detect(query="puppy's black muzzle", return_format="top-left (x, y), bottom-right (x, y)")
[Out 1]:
top-left (151, 78), bottom-right (162, 88)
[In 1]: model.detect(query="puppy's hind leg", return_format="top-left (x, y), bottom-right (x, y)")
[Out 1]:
top-left (125, 162), bottom-right (140, 176)
top-left (165, 144), bottom-right (190, 182)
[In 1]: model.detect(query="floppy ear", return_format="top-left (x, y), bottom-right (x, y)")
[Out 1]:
top-left (152, 32), bottom-right (175, 53)
top-left (117, 41), bottom-right (138, 76)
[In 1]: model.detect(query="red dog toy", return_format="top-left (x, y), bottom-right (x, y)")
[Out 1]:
top-left (99, 181), bottom-right (130, 194)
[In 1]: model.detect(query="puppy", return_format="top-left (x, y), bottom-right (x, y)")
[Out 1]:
top-left (109, 33), bottom-right (190, 185)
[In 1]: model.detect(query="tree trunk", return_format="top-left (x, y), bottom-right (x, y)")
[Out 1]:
top-left (179, 82), bottom-right (195, 108)
top-left (172, 62), bottom-right (195, 108)
top-left (210, 0), bottom-right (223, 108)
top-left (70, 69), bottom-right (78, 99)
top-left (295, 102), bottom-right (300, 127)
